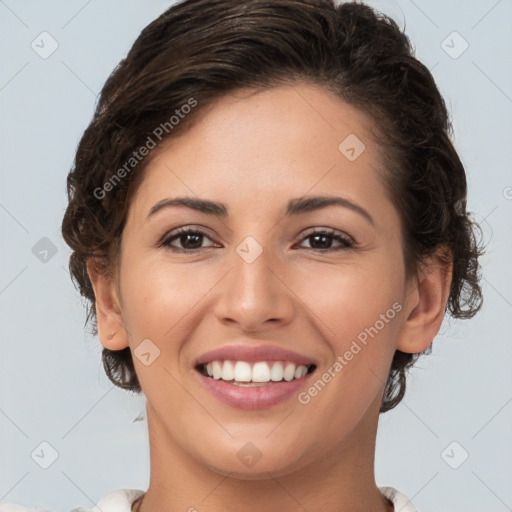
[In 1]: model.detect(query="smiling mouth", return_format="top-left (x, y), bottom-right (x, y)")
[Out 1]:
top-left (196, 360), bottom-right (316, 386)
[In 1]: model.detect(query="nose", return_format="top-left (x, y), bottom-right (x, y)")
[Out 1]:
top-left (212, 238), bottom-right (296, 332)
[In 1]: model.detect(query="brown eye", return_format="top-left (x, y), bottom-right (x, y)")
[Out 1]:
top-left (298, 229), bottom-right (354, 251)
top-left (161, 228), bottom-right (216, 253)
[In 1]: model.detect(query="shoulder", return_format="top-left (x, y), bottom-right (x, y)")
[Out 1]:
top-left (0, 504), bottom-right (51, 512)
top-left (70, 489), bottom-right (145, 512)
top-left (1, 488), bottom-right (414, 511)
top-left (0, 489), bottom-right (145, 512)
top-left (379, 486), bottom-right (420, 512)
top-left (0, 505), bottom-right (51, 512)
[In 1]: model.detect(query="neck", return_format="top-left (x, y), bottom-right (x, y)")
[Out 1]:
top-left (137, 398), bottom-right (393, 512)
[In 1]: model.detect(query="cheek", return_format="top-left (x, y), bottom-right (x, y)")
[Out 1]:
top-left (292, 257), bottom-right (404, 347)
top-left (298, 266), bottom-right (403, 418)
top-left (120, 254), bottom-right (210, 338)
top-left (291, 256), bottom-right (404, 416)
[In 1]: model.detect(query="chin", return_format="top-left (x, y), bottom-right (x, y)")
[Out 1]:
top-left (201, 448), bottom-right (308, 480)
top-left (207, 464), bottom-right (298, 481)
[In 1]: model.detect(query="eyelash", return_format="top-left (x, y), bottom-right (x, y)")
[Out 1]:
top-left (159, 227), bottom-right (355, 254)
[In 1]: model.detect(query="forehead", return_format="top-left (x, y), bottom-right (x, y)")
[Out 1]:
top-left (160, 83), bottom-right (377, 165)
top-left (128, 83), bottom-right (389, 220)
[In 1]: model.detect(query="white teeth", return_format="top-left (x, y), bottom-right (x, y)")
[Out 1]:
top-left (221, 360), bottom-right (234, 381)
top-left (294, 365), bottom-right (308, 379)
top-left (202, 360), bottom-right (311, 383)
top-left (252, 361), bottom-right (271, 382)
top-left (233, 361), bottom-right (252, 382)
top-left (270, 361), bottom-right (284, 381)
top-left (283, 362), bottom-right (296, 381)
top-left (212, 361), bottom-right (222, 380)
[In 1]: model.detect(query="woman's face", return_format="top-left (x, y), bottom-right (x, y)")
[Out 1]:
top-left (113, 83), bottom-right (415, 477)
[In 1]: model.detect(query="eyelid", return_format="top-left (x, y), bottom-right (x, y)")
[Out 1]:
top-left (297, 226), bottom-right (354, 245)
top-left (159, 225), bottom-right (219, 250)
top-left (160, 225), bottom-right (355, 253)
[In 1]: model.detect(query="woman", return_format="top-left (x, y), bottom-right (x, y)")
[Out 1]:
top-left (2, 0), bottom-right (483, 511)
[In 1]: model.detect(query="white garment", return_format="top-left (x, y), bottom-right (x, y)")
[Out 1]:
top-left (0, 486), bottom-right (418, 511)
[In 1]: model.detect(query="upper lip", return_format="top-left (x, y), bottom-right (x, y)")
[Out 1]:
top-left (195, 343), bottom-right (317, 368)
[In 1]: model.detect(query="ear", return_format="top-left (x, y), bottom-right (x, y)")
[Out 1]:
top-left (396, 247), bottom-right (453, 354)
top-left (86, 257), bottom-right (129, 350)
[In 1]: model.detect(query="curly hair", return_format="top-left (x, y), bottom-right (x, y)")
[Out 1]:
top-left (61, 0), bottom-right (484, 413)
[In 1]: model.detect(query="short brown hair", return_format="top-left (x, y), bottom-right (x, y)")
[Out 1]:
top-left (61, 0), bottom-right (484, 412)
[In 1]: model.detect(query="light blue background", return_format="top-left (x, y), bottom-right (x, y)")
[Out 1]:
top-left (1, 1), bottom-right (511, 510)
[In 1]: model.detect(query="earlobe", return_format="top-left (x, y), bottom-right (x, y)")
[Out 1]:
top-left (86, 257), bottom-right (129, 351)
top-left (396, 248), bottom-right (453, 354)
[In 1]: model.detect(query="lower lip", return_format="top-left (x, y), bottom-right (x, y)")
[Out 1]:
top-left (195, 370), bottom-right (315, 410)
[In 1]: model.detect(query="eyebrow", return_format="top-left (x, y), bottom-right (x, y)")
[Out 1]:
top-left (147, 195), bottom-right (374, 225)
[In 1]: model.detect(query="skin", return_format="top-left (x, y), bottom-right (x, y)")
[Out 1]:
top-left (88, 83), bottom-right (452, 512)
